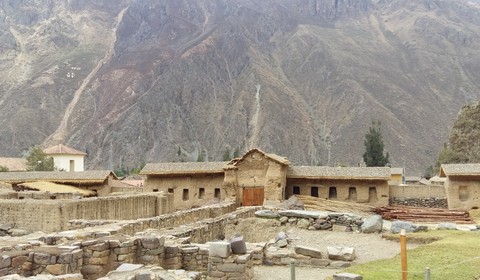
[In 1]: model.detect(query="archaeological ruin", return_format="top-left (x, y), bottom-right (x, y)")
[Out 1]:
top-left (0, 149), bottom-right (478, 279)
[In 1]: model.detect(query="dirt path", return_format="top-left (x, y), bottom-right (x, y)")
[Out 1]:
top-left (225, 218), bottom-right (419, 280)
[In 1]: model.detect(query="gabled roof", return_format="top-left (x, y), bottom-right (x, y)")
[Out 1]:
top-left (440, 163), bottom-right (480, 177)
top-left (0, 170), bottom-right (116, 184)
top-left (19, 182), bottom-right (96, 197)
top-left (0, 157), bottom-right (27, 171)
top-left (140, 162), bottom-right (228, 175)
top-left (43, 144), bottom-right (87, 156)
top-left (287, 166), bottom-right (391, 180)
top-left (232, 148), bottom-right (290, 166)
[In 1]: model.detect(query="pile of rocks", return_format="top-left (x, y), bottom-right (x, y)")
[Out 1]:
top-left (0, 224), bottom-right (29, 237)
top-left (255, 210), bottom-right (365, 232)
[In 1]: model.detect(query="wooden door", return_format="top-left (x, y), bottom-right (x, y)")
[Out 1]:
top-left (242, 188), bottom-right (264, 206)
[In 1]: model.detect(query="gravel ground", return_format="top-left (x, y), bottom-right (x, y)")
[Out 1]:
top-left (225, 218), bottom-right (419, 280)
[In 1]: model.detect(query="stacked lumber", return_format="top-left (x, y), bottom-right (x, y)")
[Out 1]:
top-left (297, 195), bottom-right (375, 216)
top-left (374, 206), bottom-right (474, 223)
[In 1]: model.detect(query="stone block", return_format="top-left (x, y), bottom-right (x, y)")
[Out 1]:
top-left (88, 256), bottom-right (109, 265)
top-left (53, 274), bottom-right (84, 280)
top-left (330, 261), bottom-right (352, 268)
top-left (89, 242), bottom-right (108, 251)
top-left (58, 253), bottom-right (73, 264)
top-left (135, 272), bottom-right (154, 280)
top-left (165, 246), bottom-right (179, 255)
top-left (310, 259), bottom-right (331, 267)
top-left (117, 254), bottom-right (133, 262)
top-left (11, 255), bottom-right (28, 267)
top-left (0, 255), bottom-right (11, 269)
top-left (46, 264), bottom-right (66, 275)
top-left (114, 247), bottom-right (131, 254)
top-left (209, 242), bottom-right (231, 258)
top-left (255, 210), bottom-right (279, 218)
top-left (115, 263), bottom-right (143, 272)
top-left (33, 253), bottom-right (51, 265)
top-left (332, 225), bottom-right (349, 232)
top-left (109, 240), bottom-right (121, 248)
top-left (327, 247), bottom-right (355, 261)
top-left (180, 246), bottom-right (199, 254)
top-left (81, 265), bottom-right (104, 274)
top-left (294, 245), bottom-right (322, 259)
top-left (141, 237), bottom-right (164, 249)
top-left (297, 218), bottom-right (311, 229)
top-left (218, 263), bottom-right (245, 273)
top-left (390, 221), bottom-right (417, 234)
top-left (333, 272), bottom-right (363, 280)
top-left (236, 254), bottom-right (251, 264)
top-left (92, 250), bottom-right (110, 258)
top-left (230, 236), bottom-right (247, 254)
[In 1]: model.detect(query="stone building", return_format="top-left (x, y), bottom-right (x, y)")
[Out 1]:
top-left (0, 170), bottom-right (117, 197)
top-left (440, 163), bottom-right (480, 210)
top-left (141, 149), bottom-right (391, 209)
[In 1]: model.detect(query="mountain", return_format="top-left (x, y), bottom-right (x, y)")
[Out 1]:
top-left (0, 0), bottom-right (479, 174)
top-left (437, 100), bottom-right (480, 166)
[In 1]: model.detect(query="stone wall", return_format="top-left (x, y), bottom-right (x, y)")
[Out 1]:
top-left (389, 197), bottom-right (448, 208)
top-left (0, 193), bottom-right (173, 232)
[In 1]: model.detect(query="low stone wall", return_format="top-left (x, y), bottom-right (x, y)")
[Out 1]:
top-left (389, 197), bottom-right (448, 208)
top-left (0, 193), bottom-right (173, 233)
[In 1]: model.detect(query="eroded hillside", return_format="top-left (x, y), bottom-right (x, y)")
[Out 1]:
top-left (0, 0), bottom-right (479, 173)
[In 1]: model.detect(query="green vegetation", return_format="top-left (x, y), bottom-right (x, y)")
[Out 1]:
top-left (0, 165), bottom-right (8, 172)
top-left (362, 121), bottom-right (390, 167)
top-left (222, 148), bottom-right (231, 161)
top-left (26, 146), bottom-right (54, 171)
top-left (343, 230), bottom-right (480, 280)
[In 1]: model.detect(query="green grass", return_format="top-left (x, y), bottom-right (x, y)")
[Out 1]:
top-left (342, 230), bottom-right (480, 280)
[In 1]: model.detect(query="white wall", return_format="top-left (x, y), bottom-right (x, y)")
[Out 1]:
top-left (52, 154), bottom-right (85, 171)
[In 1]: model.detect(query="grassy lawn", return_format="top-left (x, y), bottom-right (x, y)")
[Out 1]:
top-left (342, 230), bottom-right (480, 280)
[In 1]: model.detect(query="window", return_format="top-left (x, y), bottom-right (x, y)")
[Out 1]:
top-left (293, 186), bottom-right (300, 195)
top-left (183, 189), bottom-right (189, 201)
top-left (348, 187), bottom-right (357, 201)
top-left (199, 188), bottom-right (205, 199)
top-left (168, 188), bottom-right (174, 194)
top-left (214, 188), bottom-right (221, 199)
top-left (329, 187), bottom-right (337, 199)
top-left (311, 186), bottom-right (319, 197)
top-left (153, 189), bottom-right (159, 192)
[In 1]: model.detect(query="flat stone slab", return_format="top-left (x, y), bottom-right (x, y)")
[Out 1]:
top-left (327, 246), bottom-right (355, 261)
top-left (278, 210), bottom-right (329, 219)
top-left (116, 263), bottom-right (144, 272)
top-left (255, 210), bottom-right (280, 219)
top-left (209, 242), bottom-right (231, 258)
top-left (294, 245), bottom-right (322, 259)
top-left (333, 272), bottom-right (363, 280)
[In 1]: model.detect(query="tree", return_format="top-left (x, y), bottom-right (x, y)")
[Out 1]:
top-left (222, 148), bottom-right (231, 161)
top-left (362, 121), bottom-right (390, 167)
top-left (26, 146), bottom-right (55, 171)
top-left (0, 165), bottom-right (8, 172)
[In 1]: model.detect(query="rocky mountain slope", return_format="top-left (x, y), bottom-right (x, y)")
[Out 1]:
top-left (0, 0), bottom-right (479, 173)
top-left (437, 100), bottom-right (480, 166)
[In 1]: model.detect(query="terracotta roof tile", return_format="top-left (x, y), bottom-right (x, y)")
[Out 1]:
top-left (43, 144), bottom-right (87, 155)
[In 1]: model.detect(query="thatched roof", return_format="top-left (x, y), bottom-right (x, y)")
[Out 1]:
top-left (440, 163), bottom-right (480, 177)
top-left (0, 170), bottom-right (116, 184)
top-left (43, 144), bottom-right (87, 155)
top-left (287, 166), bottom-right (391, 180)
top-left (140, 162), bottom-right (228, 175)
top-left (0, 157), bottom-right (27, 171)
top-left (19, 182), bottom-right (96, 197)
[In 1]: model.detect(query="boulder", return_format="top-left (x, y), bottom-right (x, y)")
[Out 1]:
top-left (275, 239), bottom-right (288, 248)
top-left (390, 221), bottom-right (417, 234)
top-left (275, 231), bottom-right (288, 242)
top-left (294, 245), bottom-right (322, 258)
top-left (230, 236), bottom-right (247, 254)
top-left (279, 217), bottom-right (289, 224)
top-left (361, 215), bottom-right (383, 233)
top-left (297, 219), bottom-right (311, 229)
top-left (327, 247), bottom-right (355, 261)
top-left (438, 223), bottom-right (457, 230)
top-left (282, 195), bottom-right (305, 210)
top-left (255, 210), bottom-right (279, 219)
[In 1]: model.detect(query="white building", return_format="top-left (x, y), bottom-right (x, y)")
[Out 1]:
top-left (43, 144), bottom-right (86, 172)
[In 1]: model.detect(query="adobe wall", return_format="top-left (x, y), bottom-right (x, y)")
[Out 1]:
top-left (389, 184), bottom-right (446, 198)
top-left (286, 179), bottom-right (389, 206)
top-left (144, 174), bottom-right (225, 210)
top-left (445, 179), bottom-right (480, 210)
top-left (0, 193), bottom-right (172, 232)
